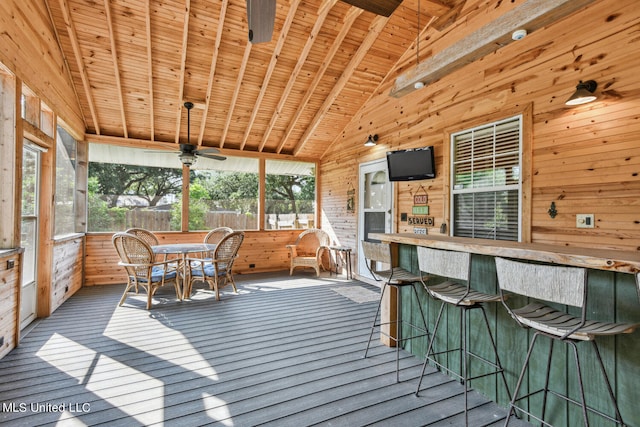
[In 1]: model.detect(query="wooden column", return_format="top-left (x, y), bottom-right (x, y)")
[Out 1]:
top-left (36, 132), bottom-right (54, 318)
top-left (380, 242), bottom-right (399, 347)
top-left (0, 71), bottom-right (19, 248)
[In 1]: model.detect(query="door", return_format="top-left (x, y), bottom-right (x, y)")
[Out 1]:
top-left (358, 158), bottom-right (393, 278)
top-left (20, 143), bottom-right (40, 329)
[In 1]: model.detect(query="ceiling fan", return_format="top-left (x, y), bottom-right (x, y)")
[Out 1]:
top-left (175, 101), bottom-right (226, 167)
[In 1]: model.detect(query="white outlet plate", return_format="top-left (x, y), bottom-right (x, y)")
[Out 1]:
top-left (576, 214), bottom-right (594, 228)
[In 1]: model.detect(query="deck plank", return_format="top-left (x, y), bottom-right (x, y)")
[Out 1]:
top-left (0, 272), bottom-right (531, 426)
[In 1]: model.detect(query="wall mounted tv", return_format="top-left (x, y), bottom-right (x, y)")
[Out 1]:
top-left (386, 146), bottom-right (435, 181)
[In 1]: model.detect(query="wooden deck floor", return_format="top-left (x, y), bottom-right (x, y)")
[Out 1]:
top-left (0, 272), bottom-right (532, 426)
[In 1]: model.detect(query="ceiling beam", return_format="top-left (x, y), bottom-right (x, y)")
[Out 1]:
top-left (173, 0), bottom-right (191, 143)
top-left (430, 0), bottom-right (466, 31)
top-left (58, 0), bottom-right (100, 134)
top-left (258, 0), bottom-right (338, 152)
top-left (219, 42), bottom-right (252, 149)
top-left (240, 0), bottom-right (303, 150)
top-left (390, 0), bottom-right (596, 98)
top-left (87, 133), bottom-right (316, 162)
top-left (320, 14), bottom-right (437, 158)
top-left (198, 0), bottom-right (229, 146)
top-left (103, 0), bottom-right (128, 138)
top-left (338, 0), bottom-right (401, 17)
top-left (275, 6), bottom-right (363, 154)
top-left (145, 0), bottom-right (155, 141)
top-left (293, 14), bottom-right (388, 156)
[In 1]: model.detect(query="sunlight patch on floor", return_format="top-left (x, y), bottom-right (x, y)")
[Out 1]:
top-left (103, 305), bottom-right (219, 380)
top-left (85, 354), bottom-right (164, 426)
top-left (36, 333), bottom-right (98, 384)
top-left (330, 286), bottom-right (379, 303)
top-left (202, 392), bottom-right (233, 426)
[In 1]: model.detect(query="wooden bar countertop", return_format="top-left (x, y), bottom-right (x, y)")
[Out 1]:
top-left (369, 233), bottom-right (640, 274)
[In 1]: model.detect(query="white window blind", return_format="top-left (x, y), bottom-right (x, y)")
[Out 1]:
top-left (451, 116), bottom-right (522, 241)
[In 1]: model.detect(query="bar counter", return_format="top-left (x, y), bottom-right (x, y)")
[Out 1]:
top-left (368, 232), bottom-right (640, 427)
top-left (369, 232), bottom-right (640, 274)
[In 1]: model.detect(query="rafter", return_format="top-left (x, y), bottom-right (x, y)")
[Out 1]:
top-left (258, 0), bottom-right (338, 152)
top-left (219, 42), bottom-right (252, 149)
top-left (320, 13), bottom-right (439, 158)
top-left (198, 0), bottom-right (229, 146)
top-left (275, 6), bottom-right (363, 154)
top-left (145, 0), bottom-right (155, 141)
top-left (57, 0), bottom-right (100, 134)
top-left (430, 0), bottom-right (467, 31)
top-left (292, 14), bottom-right (388, 156)
top-left (239, 0), bottom-right (303, 150)
top-left (103, 0), bottom-right (128, 138)
top-left (173, 0), bottom-right (191, 144)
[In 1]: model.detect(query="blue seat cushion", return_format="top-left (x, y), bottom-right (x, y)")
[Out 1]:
top-left (132, 266), bottom-right (177, 283)
top-left (191, 262), bottom-right (225, 278)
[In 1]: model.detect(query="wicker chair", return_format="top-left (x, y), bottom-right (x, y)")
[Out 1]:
top-left (186, 231), bottom-right (245, 300)
top-left (286, 228), bottom-right (330, 276)
top-left (112, 232), bottom-right (182, 310)
top-left (201, 227), bottom-right (233, 258)
top-left (125, 227), bottom-right (168, 263)
top-left (125, 227), bottom-right (159, 246)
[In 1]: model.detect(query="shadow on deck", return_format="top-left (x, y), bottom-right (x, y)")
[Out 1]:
top-left (0, 272), bottom-right (532, 426)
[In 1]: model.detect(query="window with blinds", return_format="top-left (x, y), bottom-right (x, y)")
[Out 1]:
top-left (451, 115), bottom-right (522, 241)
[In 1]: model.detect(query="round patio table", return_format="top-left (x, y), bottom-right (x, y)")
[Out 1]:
top-left (152, 243), bottom-right (216, 298)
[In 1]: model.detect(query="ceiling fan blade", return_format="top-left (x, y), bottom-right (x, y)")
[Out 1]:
top-left (195, 147), bottom-right (221, 154)
top-left (198, 153), bottom-right (227, 161)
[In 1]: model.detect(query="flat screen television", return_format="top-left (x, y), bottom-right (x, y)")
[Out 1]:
top-left (386, 146), bottom-right (435, 181)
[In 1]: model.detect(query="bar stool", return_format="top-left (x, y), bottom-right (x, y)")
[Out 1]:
top-left (415, 246), bottom-right (511, 426)
top-left (495, 257), bottom-right (639, 426)
top-left (361, 241), bottom-right (430, 382)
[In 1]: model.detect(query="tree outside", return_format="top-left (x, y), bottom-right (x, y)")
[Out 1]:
top-left (87, 152), bottom-right (316, 232)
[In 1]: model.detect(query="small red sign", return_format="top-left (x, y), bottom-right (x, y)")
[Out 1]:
top-left (414, 194), bottom-right (428, 205)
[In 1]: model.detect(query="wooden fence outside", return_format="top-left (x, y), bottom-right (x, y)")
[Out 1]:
top-left (121, 210), bottom-right (313, 231)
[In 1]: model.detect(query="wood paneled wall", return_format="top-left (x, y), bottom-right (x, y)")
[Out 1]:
top-left (50, 237), bottom-right (84, 312)
top-left (320, 0), bottom-right (640, 265)
top-left (85, 230), bottom-right (302, 286)
top-left (0, 251), bottom-right (21, 359)
top-left (0, 0), bottom-right (84, 139)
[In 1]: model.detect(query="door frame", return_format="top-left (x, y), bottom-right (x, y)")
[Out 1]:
top-left (20, 142), bottom-right (42, 330)
top-left (357, 158), bottom-right (394, 280)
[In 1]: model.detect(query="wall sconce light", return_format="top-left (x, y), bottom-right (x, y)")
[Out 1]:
top-left (566, 80), bottom-right (597, 106)
top-left (364, 134), bottom-right (378, 147)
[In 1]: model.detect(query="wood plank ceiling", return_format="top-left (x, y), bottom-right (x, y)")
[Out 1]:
top-left (44, 0), bottom-right (458, 159)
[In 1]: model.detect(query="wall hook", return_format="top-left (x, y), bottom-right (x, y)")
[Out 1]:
top-left (548, 201), bottom-right (558, 218)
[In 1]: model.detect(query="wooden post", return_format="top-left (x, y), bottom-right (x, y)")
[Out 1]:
top-left (380, 242), bottom-right (400, 347)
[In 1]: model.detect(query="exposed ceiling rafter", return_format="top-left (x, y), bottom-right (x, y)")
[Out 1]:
top-left (276, 6), bottom-right (364, 154)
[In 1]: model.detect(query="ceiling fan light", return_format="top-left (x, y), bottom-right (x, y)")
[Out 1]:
top-left (179, 152), bottom-right (197, 167)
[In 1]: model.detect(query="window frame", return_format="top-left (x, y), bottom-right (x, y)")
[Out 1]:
top-left (86, 143), bottom-right (319, 232)
top-left (444, 106), bottom-right (532, 243)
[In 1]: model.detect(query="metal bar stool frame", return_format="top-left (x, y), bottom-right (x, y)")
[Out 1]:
top-left (361, 241), bottom-right (430, 383)
top-left (495, 257), bottom-right (639, 427)
top-left (415, 246), bottom-right (511, 426)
